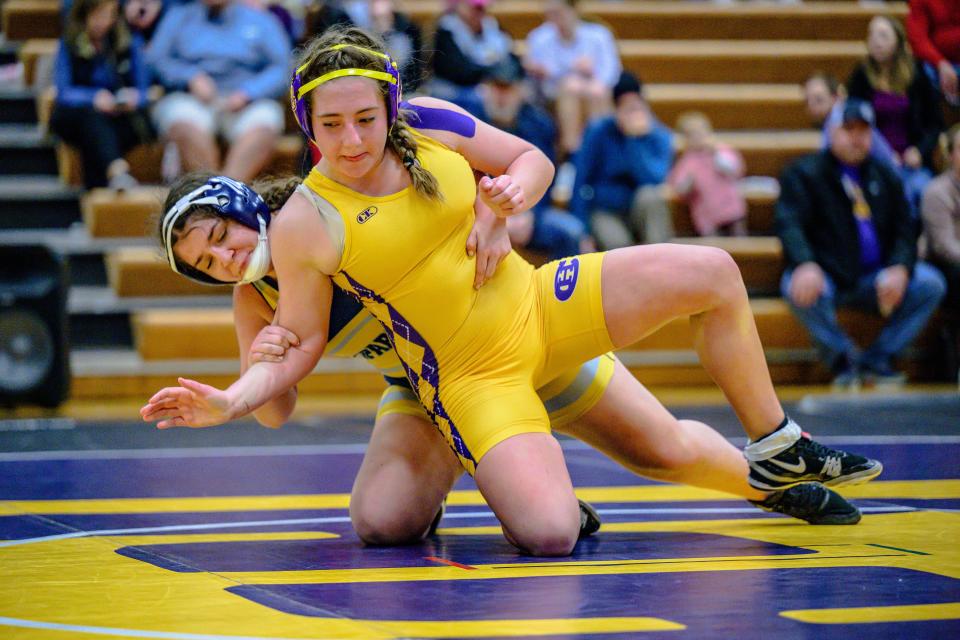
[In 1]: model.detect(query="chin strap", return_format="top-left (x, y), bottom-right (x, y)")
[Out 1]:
top-left (237, 214), bottom-right (271, 285)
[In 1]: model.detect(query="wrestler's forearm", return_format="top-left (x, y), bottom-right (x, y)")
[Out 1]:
top-left (505, 148), bottom-right (555, 216)
top-left (224, 348), bottom-right (318, 420)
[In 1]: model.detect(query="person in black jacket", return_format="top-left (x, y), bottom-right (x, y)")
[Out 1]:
top-left (776, 99), bottom-right (945, 387)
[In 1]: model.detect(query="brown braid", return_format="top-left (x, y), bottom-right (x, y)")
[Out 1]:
top-left (388, 118), bottom-right (442, 201)
top-left (252, 175), bottom-right (304, 212)
top-left (295, 26), bottom-right (442, 201)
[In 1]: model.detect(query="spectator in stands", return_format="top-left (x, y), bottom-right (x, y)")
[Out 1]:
top-left (304, 0), bottom-right (353, 42)
top-left (847, 15), bottom-right (943, 213)
top-left (342, 0), bottom-right (425, 91)
top-left (668, 111), bottom-right (747, 237)
top-left (454, 55), bottom-right (588, 259)
top-left (51, 0), bottom-right (153, 190)
top-left (123, 0), bottom-right (164, 43)
top-left (147, 0), bottom-right (290, 182)
top-left (776, 99), bottom-right (945, 388)
top-left (906, 0), bottom-right (960, 107)
top-left (802, 71), bottom-right (897, 168)
top-left (802, 71), bottom-right (842, 129)
top-left (569, 71), bottom-right (674, 250)
top-left (524, 0), bottom-right (620, 157)
top-left (430, 0), bottom-right (512, 100)
top-left (922, 124), bottom-right (960, 312)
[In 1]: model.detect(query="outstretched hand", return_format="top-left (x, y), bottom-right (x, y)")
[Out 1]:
top-left (140, 377), bottom-right (234, 429)
top-left (478, 174), bottom-right (526, 218)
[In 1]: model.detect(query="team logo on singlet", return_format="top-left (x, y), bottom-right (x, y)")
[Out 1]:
top-left (356, 333), bottom-right (393, 360)
top-left (356, 206), bottom-right (378, 224)
top-left (554, 257), bottom-right (580, 301)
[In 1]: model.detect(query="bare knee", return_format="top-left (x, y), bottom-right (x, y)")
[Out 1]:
top-left (698, 246), bottom-right (746, 304)
top-left (503, 501), bottom-right (581, 557)
top-left (350, 494), bottom-right (434, 545)
top-left (509, 519), bottom-right (580, 557)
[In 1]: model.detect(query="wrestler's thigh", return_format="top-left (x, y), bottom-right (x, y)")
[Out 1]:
top-left (600, 243), bottom-right (743, 348)
top-left (351, 411), bottom-right (462, 526)
top-left (555, 359), bottom-right (690, 471)
top-left (475, 432), bottom-right (581, 554)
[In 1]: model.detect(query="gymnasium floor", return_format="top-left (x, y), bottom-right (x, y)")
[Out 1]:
top-left (1, 390), bottom-right (958, 639)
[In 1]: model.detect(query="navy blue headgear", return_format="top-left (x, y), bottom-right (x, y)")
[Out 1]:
top-left (161, 176), bottom-right (270, 285)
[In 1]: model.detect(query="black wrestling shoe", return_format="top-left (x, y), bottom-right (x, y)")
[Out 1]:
top-left (427, 499), bottom-right (446, 536)
top-left (578, 499), bottom-right (601, 538)
top-left (750, 483), bottom-right (861, 525)
top-left (748, 433), bottom-right (883, 491)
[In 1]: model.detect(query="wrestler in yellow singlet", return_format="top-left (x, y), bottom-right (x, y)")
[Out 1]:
top-left (250, 227), bottom-right (616, 436)
top-left (304, 131), bottom-right (614, 473)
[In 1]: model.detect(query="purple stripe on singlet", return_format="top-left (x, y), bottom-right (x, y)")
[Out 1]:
top-left (339, 270), bottom-right (476, 467)
top-left (403, 102), bottom-right (477, 138)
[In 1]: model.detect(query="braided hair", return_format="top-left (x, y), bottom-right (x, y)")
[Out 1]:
top-left (253, 175), bottom-right (303, 212)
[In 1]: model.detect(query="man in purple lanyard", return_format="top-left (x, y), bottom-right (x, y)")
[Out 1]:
top-left (775, 99), bottom-right (946, 388)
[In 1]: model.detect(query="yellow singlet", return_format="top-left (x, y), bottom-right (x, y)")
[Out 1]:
top-left (250, 274), bottom-right (617, 428)
top-left (304, 131), bottom-right (615, 473)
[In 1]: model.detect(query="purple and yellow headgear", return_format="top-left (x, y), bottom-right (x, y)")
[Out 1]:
top-left (290, 44), bottom-right (402, 143)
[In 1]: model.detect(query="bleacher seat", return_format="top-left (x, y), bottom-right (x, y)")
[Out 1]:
top-left (2, 0), bottom-right (59, 40)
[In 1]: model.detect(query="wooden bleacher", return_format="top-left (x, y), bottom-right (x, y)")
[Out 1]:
top-left (613, 39), bottom-right (864, 85)
top-left (3, 1), bottom-right (908, 42)
top-left (2, 0), bottom-right (58, 40)
top-left (55, 134), bottom-right (303, 187)
top-left (103, 233), bottom-right (785, 298)
top-left (645, 84), bottom-right (806, 131)
top-left (7, 1), bottom-right (941, 398)
top-left (18, 37), bottom-right (56, 86)
top-left (122, 298), bottom-right (940, 387)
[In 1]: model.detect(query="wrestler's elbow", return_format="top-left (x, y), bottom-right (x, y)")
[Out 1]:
top-left (254, 387), bottom-right (297, 429)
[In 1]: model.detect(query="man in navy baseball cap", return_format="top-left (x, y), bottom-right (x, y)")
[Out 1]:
top-left (840, 98), bottom-right (876, 127)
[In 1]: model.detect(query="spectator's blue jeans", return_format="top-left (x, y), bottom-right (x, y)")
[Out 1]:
top-left (530, 207), bottom-right (588, 260)
top-left (923, 62), bottom-right (960, 105)
top-left (899, 165), bottom-right (933, 219)
top-left (780, 262), bottom-right (946, 371)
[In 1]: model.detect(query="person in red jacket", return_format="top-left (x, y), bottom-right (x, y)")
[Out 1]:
top-left (906, 0), bottom-right (960, 106)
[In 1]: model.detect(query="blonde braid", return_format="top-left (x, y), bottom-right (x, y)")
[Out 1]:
top-left (388, 121), bottom-right (442, 201)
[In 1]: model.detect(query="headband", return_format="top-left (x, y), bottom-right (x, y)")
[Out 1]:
top-left (290, 43), bottom-right (402, 142)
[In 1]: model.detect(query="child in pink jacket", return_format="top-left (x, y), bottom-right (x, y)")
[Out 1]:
top-left (668, 111), bottom-right (748, 236)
